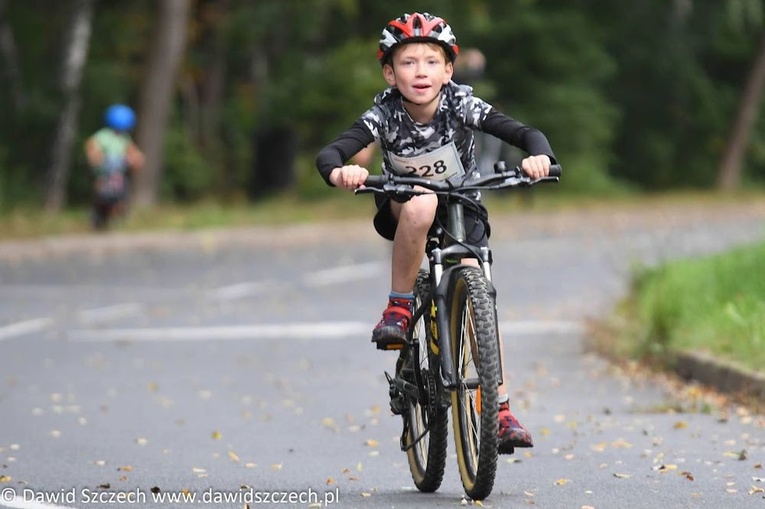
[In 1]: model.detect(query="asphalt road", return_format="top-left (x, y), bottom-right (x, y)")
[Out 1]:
top-left (1, 200), bottom-right (764, 508)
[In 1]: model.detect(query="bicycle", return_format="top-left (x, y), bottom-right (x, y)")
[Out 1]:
top-left (357, 161), bottom-right (561, 500)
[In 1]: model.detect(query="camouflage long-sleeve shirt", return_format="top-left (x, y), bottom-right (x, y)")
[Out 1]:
top-left (316, 81), bottom-right (556, 186)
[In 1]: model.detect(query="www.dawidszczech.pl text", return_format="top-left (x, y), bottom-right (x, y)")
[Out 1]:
top-left (1, 487), bottom-right (340, 506)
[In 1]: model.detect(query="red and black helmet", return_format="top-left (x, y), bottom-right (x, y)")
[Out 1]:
top-left (377, 12), bottom-right (459, 66)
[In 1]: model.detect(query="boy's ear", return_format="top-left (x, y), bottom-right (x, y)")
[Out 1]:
top-left (383, 63), bottom-right (396, 86)
top-left (443, 61), bottom-right (454, 84)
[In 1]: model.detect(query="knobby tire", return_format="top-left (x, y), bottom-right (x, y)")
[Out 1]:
top-left (448, 266), bottom-right (500, 500)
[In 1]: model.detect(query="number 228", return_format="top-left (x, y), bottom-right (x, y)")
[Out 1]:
top-left (406, 160), bottom-right (448, 177)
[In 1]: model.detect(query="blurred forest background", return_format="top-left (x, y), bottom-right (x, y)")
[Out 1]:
top-left (1, 0), bottom-right (765, 214)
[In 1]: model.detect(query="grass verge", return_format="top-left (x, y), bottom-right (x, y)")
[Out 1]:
top-left (603, 241), bottom-right (765, 374)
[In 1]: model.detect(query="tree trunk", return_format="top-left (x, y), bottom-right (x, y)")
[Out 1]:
top-left (132, 0), bottom-right (191, 207)
top-left (0, 0), bottom-right (26, 112)
top-left (200, 0), bottom-right (228, 150)
top-left (717, 30), bottom-right (765, 191)
top-left (44, 0), bottom-right (96, 212)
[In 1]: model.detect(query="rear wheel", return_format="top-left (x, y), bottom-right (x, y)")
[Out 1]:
top-left (402, 269), bottom-right (449, 492)
top-left (448, 266), bottom-right (500, 501)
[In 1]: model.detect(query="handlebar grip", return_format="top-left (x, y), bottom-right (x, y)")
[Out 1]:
top-left (549, 164), bottom-right (562, 178)
top-left (363, 175), bottom-right (388, 189)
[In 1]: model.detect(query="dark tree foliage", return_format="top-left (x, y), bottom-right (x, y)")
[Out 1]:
top-left (0, 0), bottom-right (763, 210)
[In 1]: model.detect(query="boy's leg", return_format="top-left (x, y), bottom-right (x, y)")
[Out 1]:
top-left (371, 192), bottom-right (438, 349)
top-left (496, 330), bottom-right (534, 453)
top-left (389, 193), bottom-right (438, 293)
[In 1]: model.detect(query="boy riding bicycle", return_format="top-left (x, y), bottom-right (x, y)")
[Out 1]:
top-left (315, 12), bottom-right (557, 453)
top-left (84, 104), bottom-right (144, 229)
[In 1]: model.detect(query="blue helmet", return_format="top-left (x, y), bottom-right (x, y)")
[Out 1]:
top-left (104, 104), bottom-right (136, 131)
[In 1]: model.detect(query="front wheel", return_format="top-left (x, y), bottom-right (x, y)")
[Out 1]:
top-left (402, 269), bottom-right (449, 492)
top-left (448, 266), bottom-right (500, 501)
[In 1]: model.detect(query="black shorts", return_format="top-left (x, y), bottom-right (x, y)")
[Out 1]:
top-left (373, 194), bottom-right (491, 247)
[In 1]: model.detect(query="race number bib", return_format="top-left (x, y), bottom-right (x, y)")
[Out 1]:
top-left (388, 142), bottom-right (465, 181)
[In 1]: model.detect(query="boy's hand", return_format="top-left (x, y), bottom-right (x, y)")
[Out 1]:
top-left (520, 154), bottom-right (551, 180)
top-left (329, 165), bottom-right (370, 190)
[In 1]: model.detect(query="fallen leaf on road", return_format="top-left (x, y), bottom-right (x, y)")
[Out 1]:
top-left (360, 492), bottom-right (372, 498)
top-left (271, 463), bottom-right (282, 471)
top-left (135, 438), bottom-right (148, 446)
top-left (0, 475), bottom-right (11, 482)
top-left (611, 438), bottom-right (633, 449)
top-left (365, 439), bottom-right (379, 447)
top-left (228, 451), bottom-right (240, 462)
top-left (211, 431), bottom-right (222, 440)
top-left (322, 418), bottom-right (339, 432)
top-left (681, 471), bottom-right (695, 481)
top-left (555, 478), bottom-right (572, 486)
top-left (673, 421), bottom-right (688, 429)
top-left (613, 473), bottom-right (631, 479)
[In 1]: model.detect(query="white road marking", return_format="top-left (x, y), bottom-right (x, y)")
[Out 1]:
top-left (499, 320), bottom-right (585, 335)
top-left (66, 320), bottom-right (583, 342)
top-left (77, 303), bottom-right (143, 324)
top-left (0, 317), bottom-right (53, 341)
top-left (304, 262), bottom-right (385, 287)
top-left (0, 495), bottom-right (76, 509)
top-left (207, 281), bottom-right (265, 302)
top-left (67, 321), bottom-right (371, 342)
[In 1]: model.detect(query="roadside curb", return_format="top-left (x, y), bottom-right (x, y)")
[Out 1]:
top-left (673, 350), bottom-right (765, 402)
top-left (585, 326), bottom-right (765, 409)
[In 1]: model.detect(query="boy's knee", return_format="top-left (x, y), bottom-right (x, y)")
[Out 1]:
top-left (400, 194), bottom-right (437, 226)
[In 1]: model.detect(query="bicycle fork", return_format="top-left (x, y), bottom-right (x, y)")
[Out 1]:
top-left (429, 247), bottom-right (504, 390)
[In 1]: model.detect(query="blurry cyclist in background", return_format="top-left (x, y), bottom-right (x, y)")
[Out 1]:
top-left (84, 104), bottom-right (145, 230)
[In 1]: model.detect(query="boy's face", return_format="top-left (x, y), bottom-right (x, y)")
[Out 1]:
top-left (383, 43), bottom-right (453, 107)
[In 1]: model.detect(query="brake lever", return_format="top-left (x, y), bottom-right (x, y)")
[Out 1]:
top-left (532, 176), bottom-right (560, 185)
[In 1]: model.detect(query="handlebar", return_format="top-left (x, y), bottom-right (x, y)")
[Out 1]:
top-left (357, 162), bottom-right (561, 196)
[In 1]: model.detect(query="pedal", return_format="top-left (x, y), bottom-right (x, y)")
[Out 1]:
top-left (373, 338), bottom-right (405, 351)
